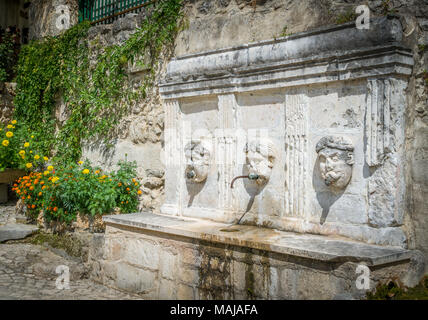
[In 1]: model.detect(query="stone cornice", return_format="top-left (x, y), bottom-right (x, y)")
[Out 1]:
top-left (159, 16), bottom-right (413, 100)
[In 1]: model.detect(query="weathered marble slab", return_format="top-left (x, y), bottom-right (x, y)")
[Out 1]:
top-left (103, 212), bottom-right (411, 266)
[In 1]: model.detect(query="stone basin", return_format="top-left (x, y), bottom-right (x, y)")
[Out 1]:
top-left (99, 212), bottom-right (424, 299)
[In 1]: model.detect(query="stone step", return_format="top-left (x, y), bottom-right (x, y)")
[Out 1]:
top-left (0, 223), bottom-right (39, 242)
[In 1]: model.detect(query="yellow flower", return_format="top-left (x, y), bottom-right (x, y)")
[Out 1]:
top-left (78, 161), bottom-right (83, 165)
top-left (47, 165), bottom-right (54, 171)
top-left (26, 163), bottom-right (32, 169)
top-left (30, 150), bottom-right (32, 154)
top-left (24, 142), bottom-right (29, 148)
top-left (43, 170), bottom-right (50, 176)
top-left (31, 135), bottom-right (34, 139)
top-left (6, 131), bottom-right (13, 138)
top-left (51, 176), bottom-right (59, 183)
top-left (82, 169), bottom-right (90, 174)
top-left (2, 140), bottom-right (9, 147)
top-left (43, 156), bottom-right (49, 161)
top-left (34, 155), bottom-right (40, 160)
top-left (19, 150), bottom-right (25, 156)
top-left (7, 124), bottom-right (13, 129)
top-left (11, 120), bottom-right (17, 124)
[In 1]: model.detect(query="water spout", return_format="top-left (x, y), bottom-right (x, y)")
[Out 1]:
top-left (230, 173), bottom-right (259, 188)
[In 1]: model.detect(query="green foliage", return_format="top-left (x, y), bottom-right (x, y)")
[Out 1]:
top-left (0, 27), bottom-right (21, 82)
top-left (335, 10), bottom-right (357, 25)
top-left (13, 159), bottom-right (141, 224)
top-left (0, 119), bottom-right (47, 172)
top-left (279, 26), bottom-right (292, 37)
top-left (380, 0), bottom-right (396, 15)
top-left (367, 277), bottom-right (428, 300)
top-left (14, 0), bottom-right (183, 164)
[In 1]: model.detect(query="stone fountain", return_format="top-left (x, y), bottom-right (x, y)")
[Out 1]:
top-left (99, 17), bottom-right (425, 299)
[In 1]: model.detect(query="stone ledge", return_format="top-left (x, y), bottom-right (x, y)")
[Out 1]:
top-left (103, 212), bottom-right (412, 267)
top-left (159, 17), bottom-right (413, 99)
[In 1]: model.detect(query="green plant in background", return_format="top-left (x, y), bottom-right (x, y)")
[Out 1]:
top-left (13, 159), bottom-right (141, 224)
top-left (14, 0), bottom-right (183, 165)
top-left (0, 119), bottom-right (48, 172)
top-left (367, 277), bottom-right (428, 300)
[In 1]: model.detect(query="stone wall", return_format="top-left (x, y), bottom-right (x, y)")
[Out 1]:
top-left (91, 220), bottom-right (423, 299)
top-left (28, 0), bottom-right (78, 40)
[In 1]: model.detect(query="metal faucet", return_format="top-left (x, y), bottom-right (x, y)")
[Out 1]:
top-left (186, 170), bottom-right (196, 179)
top-left (230, 173), bottom-right (259, 188)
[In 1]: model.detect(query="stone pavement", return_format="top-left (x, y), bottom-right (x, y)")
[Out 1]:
top-left (0, 243), bottom-right (140, 300)
top-left (0, 202), bottom-right (140, 300)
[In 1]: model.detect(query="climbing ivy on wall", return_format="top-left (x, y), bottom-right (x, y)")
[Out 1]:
top-left (14, 0), bottom-right (183, 164)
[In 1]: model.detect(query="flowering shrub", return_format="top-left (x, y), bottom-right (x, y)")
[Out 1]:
top-left (0, 119), bottom-right (48, 172)
top-left (12, 159), bottom-right (141, 224)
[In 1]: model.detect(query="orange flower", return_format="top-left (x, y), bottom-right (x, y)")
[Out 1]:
top-left (137, 190), bottom-right (142, 195)
top-left (34, 179), bottom-right (39, 185)
top-left (40, 181), bottom-right (44, 185)
top-left (27, 195), bottom-right (31, 199)
top-left (118, 182), bottom-right (122, 187)
top-left (29, 186), bottom-right (34, 191)
top-left (42, 186), bottom-right (46, 190)
top-left (53, 207), bottom-right (58, 212)
top-left (31, 204), bottom-right (35, 209)
top-left (126, 187), bottom-right (130, 192)
top-left (38, 192), bottom-right (42, 196)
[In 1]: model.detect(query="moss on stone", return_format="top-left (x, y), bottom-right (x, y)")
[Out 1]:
top-left (367, 276), bottom-right (428, 300)
top-left (6, 230), bottom-right (85, 258)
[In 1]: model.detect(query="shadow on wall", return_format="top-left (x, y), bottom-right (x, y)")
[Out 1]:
top-left (186, 177), bottom-right (206, 207)
top-left (312, 156), bottom-right (345, 224)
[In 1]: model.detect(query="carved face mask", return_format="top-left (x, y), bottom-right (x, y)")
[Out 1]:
top-left (185, 142), bottom-right (210, 183)
top-left (245, 140), bottom-right (276, 186)
top-left (318, 148), bottom-right (353, 189)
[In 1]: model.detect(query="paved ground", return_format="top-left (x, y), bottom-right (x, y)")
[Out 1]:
top-left (0, 202), bottom-right (139, 300)
top-left (0, 243), bottom-right (140, 300)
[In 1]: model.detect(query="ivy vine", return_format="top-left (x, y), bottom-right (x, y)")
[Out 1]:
top-left (14, 0), bottom-right (183, 164)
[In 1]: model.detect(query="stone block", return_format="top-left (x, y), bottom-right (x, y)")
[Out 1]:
top-left (158, 279), bottom-right (176, 299)
top-left (159, 250), bottom-right (177, 280)
top-left (177, 284), bottom-right (194, 300)
top-left (179, 267), bottom-right (199, 285)
top-left (122, 238), bottom-right (159, 270)
top-left (116, 262), bottom-right (156, 294)
top-left (231, 260), bottom-right (247, 292)
top-left (0, 223), bottom-right (39, 242)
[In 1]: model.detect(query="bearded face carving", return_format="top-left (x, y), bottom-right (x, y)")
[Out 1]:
top-left (184, 141), bottom-right (211, 183)
top-left (316, 136), bottom-right (354, 190)
top-left (244, 139), bottom-right (277, 186)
